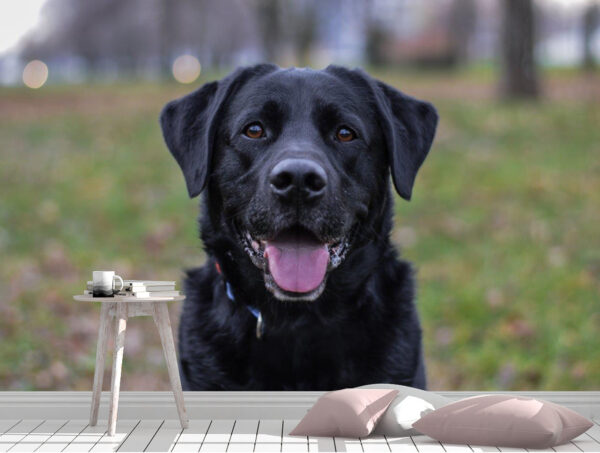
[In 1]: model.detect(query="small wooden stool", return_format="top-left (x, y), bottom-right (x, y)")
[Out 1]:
top-left (74, 295), bottom-right (189, 436)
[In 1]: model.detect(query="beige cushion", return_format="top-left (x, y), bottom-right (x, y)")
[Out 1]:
top-left (358, 383), bottom-right (451, 436)
top-left (412, 394), bottom-right (594, 449)
top-left (289, 388), bottom-right (398, 438)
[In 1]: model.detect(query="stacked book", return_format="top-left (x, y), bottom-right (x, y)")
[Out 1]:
top-left (84, 280), bottom-right (180, 298)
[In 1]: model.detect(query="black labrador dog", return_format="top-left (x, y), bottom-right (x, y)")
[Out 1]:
top-left (160, 64), bottom-right (438, 390)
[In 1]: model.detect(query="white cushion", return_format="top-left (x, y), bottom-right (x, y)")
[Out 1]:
top-left (358, 383), bottom-right (451, 436)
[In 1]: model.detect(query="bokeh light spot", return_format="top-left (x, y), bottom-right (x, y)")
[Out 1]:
top-left (23, 60), bottom-right (48, 89)
top-left (172, 55), bottom-right (201, 84)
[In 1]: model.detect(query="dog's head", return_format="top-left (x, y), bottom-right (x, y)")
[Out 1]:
top-left (161, 64), bottom-right (437, 302)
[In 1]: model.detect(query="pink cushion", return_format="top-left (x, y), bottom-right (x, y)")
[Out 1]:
top-left (412, 394), bottom-right (593, 449)
top-left (289, 388), bottom-right (399, 438)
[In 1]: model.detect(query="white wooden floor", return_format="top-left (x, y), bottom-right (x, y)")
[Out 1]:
top-left (1, 392), bottom-right (598, 453)
top-left (1, 417), bottom-right (599, 453)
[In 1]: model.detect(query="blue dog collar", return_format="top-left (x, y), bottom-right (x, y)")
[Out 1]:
top-left (225, 281), bottom-right (235, 301)
top-left (225, 281), bottom-right (264, 339)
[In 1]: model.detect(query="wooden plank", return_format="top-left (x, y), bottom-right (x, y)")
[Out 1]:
top-left (229, 419), bottom-right (258, 444)
top-left (202, 419), bottom-right (234, 443)
top-left (468, 446), bottom-right (500, 452)
top-left (0, 421), bottom-right (20, 435)
top-left (496, 447), bottom-right (527, 452)
top-left (552, 442), bottom-right (581, 451)
top-left (62, 422), bottom-right (107, 452)
top-left (227, 444), bottom-right (256, 452)
top-left (91, 419), bottom-right (138, 452)
top-left (570, 432), bottom-right (600, 452)
top-left (0, 420), bottom-right (43, 445)
top-left (177, 419), bottom-right (210, 444)
top-left (144, 420), bottom-right (181, 452)
top-left (197, 419), bottom-right (234, 452)
top-left (281, 444), bottom-right (310, 452)
top-left (552, 442), bottom-right (582, 452)
top-left (174, 442), bottom-right (207, 453)
top-left (35, 443), bottom-right (72, 453)
top-left (282, 419), bottom-right (307, 452)
top-left (117, 419), bottom-right (162, 452)
top-left (256, 419), bottom-right (282, 444)
top-left (442, 443), bottom-right (473, 452)
top-left (335, 436), bottom-right (363, 452)
top-left (0, 420), bottom-right (44, 453)
top-left (250, 444), bottom-right (280, 452)
top-left (228, 419), bottom-right (258, 453)
top-left (385, 435), bottom-right (418, 453)
top-left (8, 420), bottom-right (67, 453)
top-left (309, 437), bottom-right (335, 452)
top-left (199, 444), bottom-right (228, 453)
top-left (361, 436), bottom-right (389, 453)
top-left (172, 419), bottom-right (210, 452)
top-left (282, 420), bottom-right (304, 443)
top-left (36, 419), bottom-right (88, 452)
top-left (585, 420), bottom-right (600, 443)
top-left (254, 419), bottom-right (282, 452)
top-left (410, 435), bottom-right (445, 452)
top-left (173, 442), bottom-right (203, 452)
top-left (360, 444), bottom-right (389, 453)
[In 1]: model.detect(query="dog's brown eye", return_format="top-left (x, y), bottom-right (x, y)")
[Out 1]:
top-left (336, 127), bottom-right (355, 142)
top-left (244, 123), bottom-right (264, 139)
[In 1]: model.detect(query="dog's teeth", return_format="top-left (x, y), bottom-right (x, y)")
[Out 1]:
top-left (251, 240), bottom-right (259, 251)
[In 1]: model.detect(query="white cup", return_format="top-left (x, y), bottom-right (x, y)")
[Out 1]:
top-left (92, 271), bottom-right (124, 297)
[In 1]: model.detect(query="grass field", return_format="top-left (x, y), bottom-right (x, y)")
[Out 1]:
top-left (0, 68), bottom-right (598, 391)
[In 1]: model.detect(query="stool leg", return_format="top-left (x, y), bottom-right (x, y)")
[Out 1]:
top-left (108, 302), bottom-right (127, 436)
top-left (153, 302), bottom-right (189, 429)
top-left (90, 302), bottom-right (114, 426)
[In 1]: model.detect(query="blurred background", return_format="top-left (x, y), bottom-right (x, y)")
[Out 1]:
top-left (0, 0), bottom-right (599, 391)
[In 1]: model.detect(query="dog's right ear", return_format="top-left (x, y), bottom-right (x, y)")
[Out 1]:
top-left (160, 64), bottom-right (278, 198)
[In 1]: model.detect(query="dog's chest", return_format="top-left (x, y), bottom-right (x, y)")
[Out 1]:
top-left (239, 320), bottom-right (377, 390)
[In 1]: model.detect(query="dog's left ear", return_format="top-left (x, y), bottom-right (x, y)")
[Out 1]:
top-left (160, 63), bottom-right (278, 198)
top-left (372, 80), bottom-right (438, 201)
top-left (326, 66), bottom-right (438, 200)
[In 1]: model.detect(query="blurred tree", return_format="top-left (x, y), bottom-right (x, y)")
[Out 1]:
top-left (22, 0), bottom-right (161, 77)
top-left (158, 0), bottom-right (174, 78)
top-left (449, 0), bottom-right (477, 65)
top-left (255, 0), bottom-right (283, 62)
top-left (500, 0), bottom-right (539, 99)
top-left (582, 3), bottom-right (599, 70)
top-left (290, 0), bottom-right (318, 67)
top-left (365, 21), bottom-right (388, 67)
top-left (22, 0), bottom-right (257, 78)
top-left (364, 0), bottom-right (388, 67)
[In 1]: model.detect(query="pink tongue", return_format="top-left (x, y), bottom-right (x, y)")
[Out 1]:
top-left (264, 236), bottom-right (329, 293)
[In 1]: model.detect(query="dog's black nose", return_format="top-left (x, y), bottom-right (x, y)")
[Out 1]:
top-left (269, 158), bottom-right (327, 202)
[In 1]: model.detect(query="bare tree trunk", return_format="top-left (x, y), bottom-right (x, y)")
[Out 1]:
top-left (582, 4), bottom-right (599, 71)
top-left (449, 0), bottom-right (477, 65)
top-left (158, 0), bottom-right (173, 79)
top-left (292, 1), bottom-right (317, 67)
top-left (256, 0), bottom-right (282, 63)
top-left (500, 0), bottom-right (539, 99)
